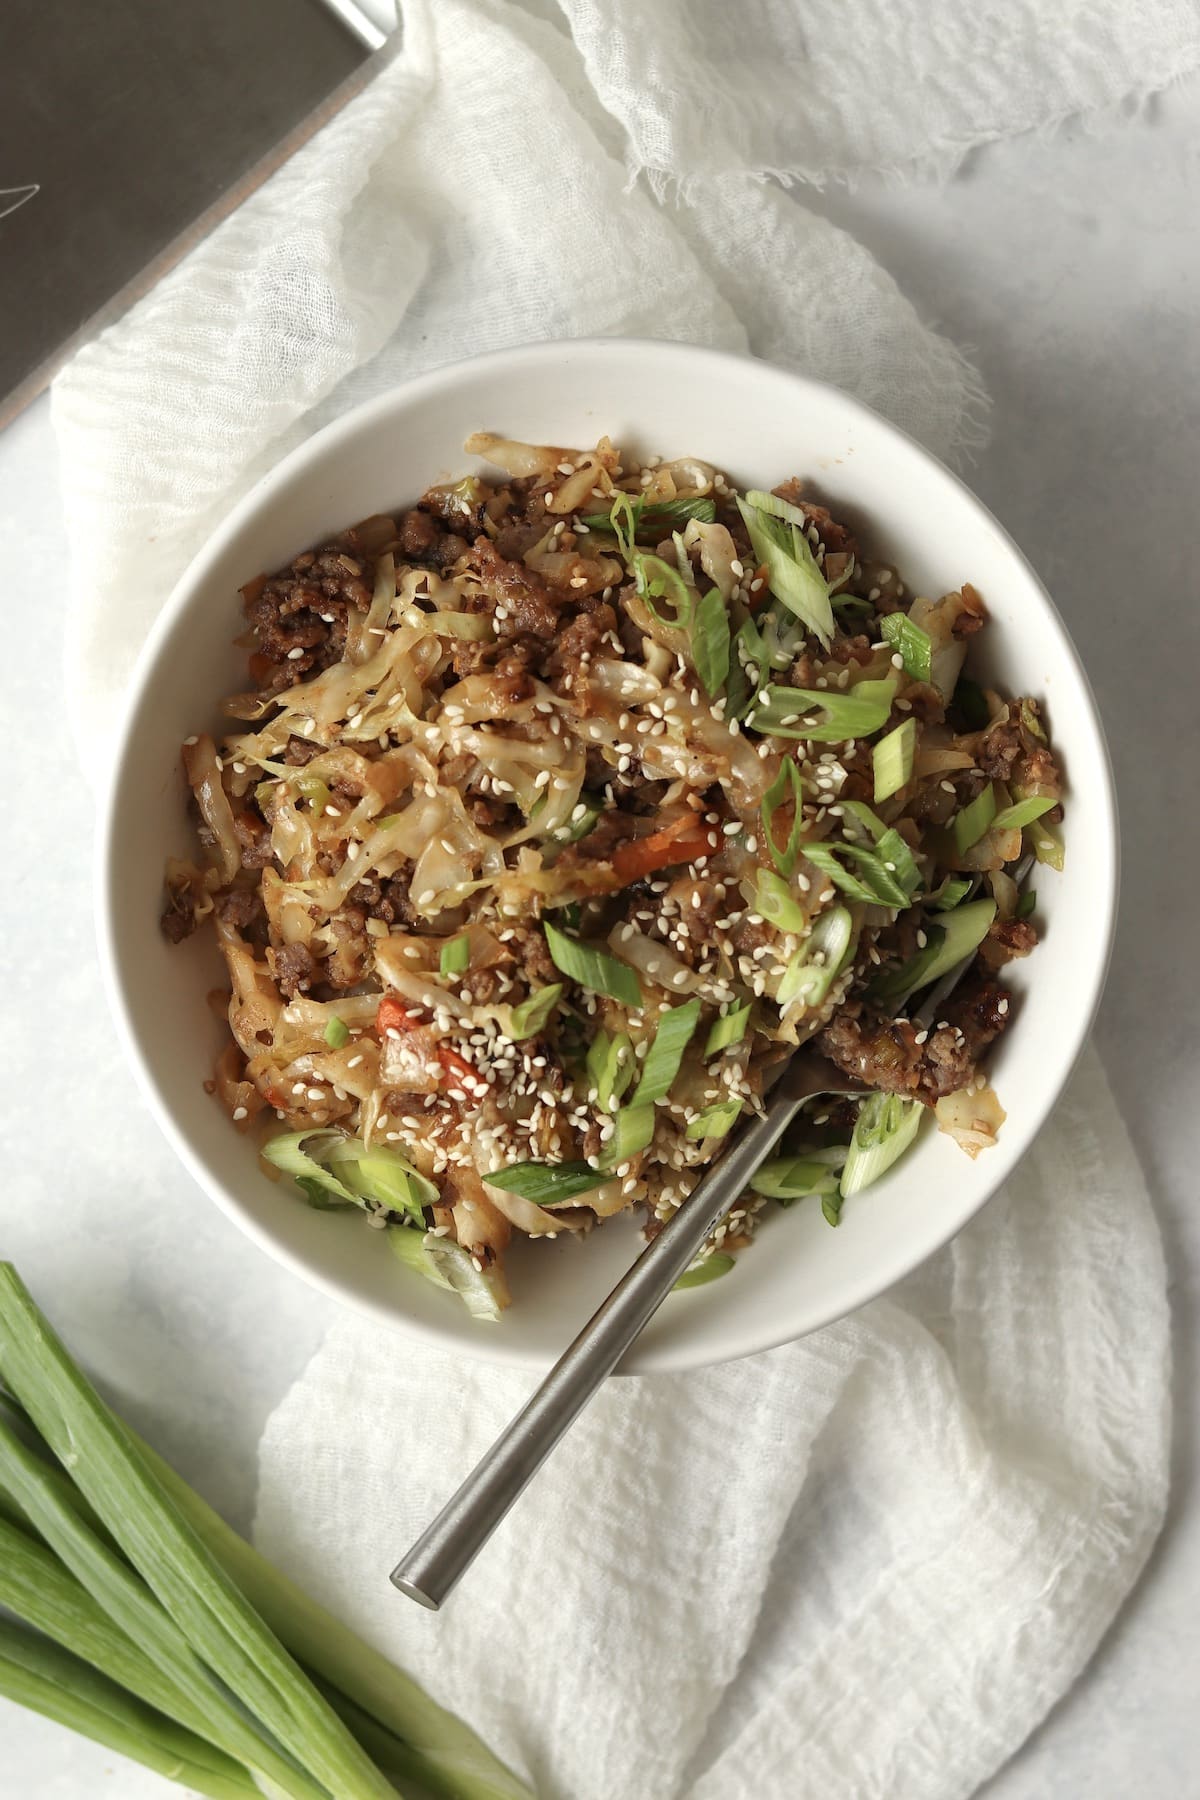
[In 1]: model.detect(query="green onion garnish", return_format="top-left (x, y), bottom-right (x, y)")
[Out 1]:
top-left (323, 1017), bottom-right (351, 1050)
top-left (629, 1000), bottom-right (701, 1106)
top-left (821, 1193), bottom-right (844, 1227)
top-left (1015, 889), bottom-right (1037, 919)
top-left (991, 795), bottom-right (1056, 831)
top-left (580, 496), bottom-right (717, 532)
top-left (761, 757), bottom-right (804, 877)
top-left (1025, 814), bottom-right (1065, 870)
top-left (933, 876), bottom-right (973, 910)
top-left (439, 934), bottom-right (470, 978)
top-left (736, 493), bottom-right (834, 647)
top-left (556, 796), bottom-right (604, 845)
top-left (872, 717), bottom-right (916, 802)
top-left (586, 1029), bottom-right (636, 1113)
top-left (754, 868), bottom-right (808, 935)
top-left (800, 844), bottom-right (889, 907)
top-left (953, 784), bottom-right (996, 853)
top-left (638, 553), bottom-right (695, 631)
top-left (482, 1162), bottom-right (606, 1203)
top-left (954, 676), bottom-right (991, 729)
top-left (693, 587), bottom-right (731, 696)
top-left (544, 922), bottom-right (642, 1008)
top-left (673, 1253), bottom-right (735, 1290)
top-left (880, 611), bottom-right (933, 682)
top-left (777, 904), bottom-right (853, 1007)
top-left (597, 1104), bottom-right (655, 1171)
top-left (868, 897), bottom-right (996, 1009)
top-left (685, 1101), bottom-right (743, 1140)
top-left (831, 595), bottom-right (876, 622)
top-left (839, 802), bottom-right (921, 896)
top-left (323, 1137), bottom-right (438, 1214)
top-left (704, 1003), bottom-right (752, 1057)
top-left (746, 679), bottom-right (897, 742)
top-left (507, 984), bottom-right (563, 1041)
top-left (840, 1092), bottom-right (924, 1198)
top-left (262, 1132), bottom-right (357, 1207)
top-left (751, 1153), bottom-right (844, 1204)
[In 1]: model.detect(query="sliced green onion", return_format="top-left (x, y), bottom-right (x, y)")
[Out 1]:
top-left (389, 1230), bottom-right (503, 1323)
top-left (751, 1155), bottom-right (844, 1204)
top-left (544, 922), bottom-right (642, 1008)
top-left (777, 905), bottom-right (853, 1007)
top-left (597, 1105), bottom-right (655, 1171)
top-left (693, 587), bottom-right (731, 696)
top-left (482, 1162), bottom-right (605, 1203)
top-left (630, 1000), bottom-right (700, 1106)
top-left (1015, 889), bottom-right (1037, 920)
top-left (831, 595), bottom-right (876, 622)
top-left (746, 678), bottom-right (896, 742)
top-left (630, 550), bottom-right (695, 630)
top-left (872, 718), bottom-right (916, 802)
top-left (685, 1101), bottom-right (743, 1140)
top-left (704, 1003), bottom-right (752, 1058)
top-left (836, 844), bottom-right (911, 908)
top-left (934, 876), bottom-right (973, 911)
top-left (880, 611), bottom-right (933, 682)
top-left (261, 1132), bottom-right (358, 1206)
top-left (325, 1142), bottom-right (434, 1226)
top-left (761, 758), bottom-right (804, 876)
top-left (755, 868), bottom-right (808, 935)
top-left (673, 1253), bottom-right (735, 1290)
top-left (0, 1270), bottom-right (397, 1800)
top-left (800, 843), bottom-right (887, 906)
top-left (1025, 814), bottom-right (1065, 870)
top-left (439, 934), bottom-right (470, 979)
top-left (991, 795), bottom-right (1056, 831)
top-left (555, 794), bottom-right (604, 846)
top-left (736, 494), bottom-right (834, 647)
top-left (821, 1192), bottom-right (844, 1227)
top-left (580, 496), bottom-right (716, 532)
top-left (954, 783), bottom-right (997, 853)
top-left (586, 1029), bottom-right (636, 1113)
top-left (323, 1016), bottom-right (351, 1050)
top-left (1020, 697), bottom-right (1047, 741)
top-left (839, 802), bottom-right (921, 898)
top-left (507, 984), bottom-right (563, 1041)
top-left (868, 897), bottom-right (996, 1009)
top-left (954, 676), bottom-right (991, 729)
top-left (294, 775), bottom-right (332, 814)
top-left (840, 1093), bottom-right (925, 1198)
top-left (725, 615), bottom-right (774, 720)
top-left (740, 488), bottom-right (809, 529)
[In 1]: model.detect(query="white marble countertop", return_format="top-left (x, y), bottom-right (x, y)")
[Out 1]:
top-left (2, 77), bottom-right (1197, 1800)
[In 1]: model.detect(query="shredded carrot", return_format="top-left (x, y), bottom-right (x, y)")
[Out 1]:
top-left (375, 995), bottom-right (419, 1036)
top-left (438, 1046), bottom-right (479, 1086)
top-left (747, 563), bottom-right (771, 612)
top-left (611, 814), bottom-right (721, 884)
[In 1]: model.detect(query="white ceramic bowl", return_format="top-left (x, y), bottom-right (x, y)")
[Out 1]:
top-left (98, 339), bottom-right (1117, 1373)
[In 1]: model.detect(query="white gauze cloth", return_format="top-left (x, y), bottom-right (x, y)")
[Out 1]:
top-left (257, 1052), bottom-right (1168, 1800)
top-left (52, 1), bottom-right (1185, 1795)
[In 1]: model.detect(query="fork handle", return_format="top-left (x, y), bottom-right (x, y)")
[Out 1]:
top-left (390, 1087), bottom-right (805, 1609)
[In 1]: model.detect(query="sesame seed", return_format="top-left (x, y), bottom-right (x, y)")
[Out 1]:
top-left (232, 1106), bottom-right (248, 1121)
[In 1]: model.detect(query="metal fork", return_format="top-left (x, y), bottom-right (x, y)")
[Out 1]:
top-left (390, 891), bottom-right (1013, 1609)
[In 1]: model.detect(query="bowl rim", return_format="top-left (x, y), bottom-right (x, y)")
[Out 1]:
top-left (95, 336), bottom-right (1119, 1373)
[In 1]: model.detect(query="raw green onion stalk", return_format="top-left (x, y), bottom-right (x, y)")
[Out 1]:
top-left (0, 1265), bottom-right (530, 1800)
